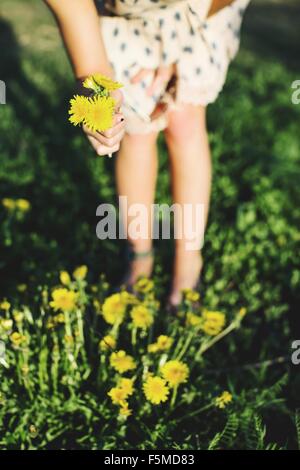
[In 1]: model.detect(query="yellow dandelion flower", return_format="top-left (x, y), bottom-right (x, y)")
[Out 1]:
top-left (60, 271), bottom-right (71, 286)
top-left (49, 288), bottom-right (78, 312)
top-left (0, 319), bottom-right (13, 332)
top-left (107, 386), bottom-right (128, 406)
top-left (160, 360), bottom-right (189, 388)
top-left (102, 293), bottom-right (127, 325)
top-left (93, 73), bottom-right (123, 91)
top-left (215, 391), bottom-right (233, 409)
top-left (186, 312), bottom-right (202, 327)
top-left (73, 265), bottom-right (88, 281)
top-left (120, 291), bottom-right (138, 305)
top-left (84, 95), bottom-right (115, 132)
top-left (157, 335), bottom-right (173, 350)
top-left (15, 199), bottom-right (30, 212)
top-left (134, 277), bottom-right (154, 294)
top-left (83, 73), bottom-right (123, 92)
top-left (130, 304), bottom-right (153, 329)
top-left (148, 343), bottom-right (159, 353)
top-left (2, 198), bottom-right (16, 211)
top-left (119, 402), bottom-right (132, 418)
top-left (118, 378), bottom-right (134, 397)
top-left (110, 350), bottom-right (136, 374)
top-left (148, 335), bottom-right (173, 353)
top-left (82, 76), bottom-right (98, 92)
top-left (107, 378), bottom-right (134, 409)
top-left (10, 332), bottom-right (26, 346)
top-left (201, 310), bottom-right (226, 336)
top-left (99, 335), bottom-right (116, 351)
top-left (69, 95), bottom-right (90, 126)
top-left (183, 288), bottom-right (200, 302)
top-left (143, 376), bottom-right (170, 405)
top-left (13, 310), bottom-right (24, 323)
top-left (0, 300), bottom-right (11, 311)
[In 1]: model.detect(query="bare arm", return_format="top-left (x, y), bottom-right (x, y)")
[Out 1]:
top-left (44, 0), bottom-right (125, 157)
top-left (44, 0), bottom-right (112, 79)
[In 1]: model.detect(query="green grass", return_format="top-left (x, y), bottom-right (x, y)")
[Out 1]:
top-left (0, 0), bottom-right (300, 450)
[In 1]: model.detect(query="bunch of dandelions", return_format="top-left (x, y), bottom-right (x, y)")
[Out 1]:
top-left (68, 73), bottom-right (123, 134)
top-left (99, 281), bottom-right (247, 419)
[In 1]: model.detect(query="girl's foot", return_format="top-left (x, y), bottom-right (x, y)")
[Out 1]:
top-left (122, 247), bottom-right (154, 289)
top-left (168, 250), bottom-right (203, 307)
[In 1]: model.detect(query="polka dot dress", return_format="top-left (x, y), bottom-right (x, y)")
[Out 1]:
top-left (98, 0), bottom-right (250, 134)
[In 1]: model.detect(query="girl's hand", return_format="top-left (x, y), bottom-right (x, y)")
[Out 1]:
top-left (131, 64), bottom-right (176, 97)
top-left (83, 89), bottom-right (125, 156)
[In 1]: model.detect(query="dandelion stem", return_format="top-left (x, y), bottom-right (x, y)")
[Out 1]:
top-left (51, 333), bottom-right (60, 394)
top-left (172, 335), bottom-right (185, 359)
top-left (132, 327), bottom-right (137, 347)
top-left (195, 321), bottom-right (238, 361)
top-left (64, 310), bottom-right (72, 338)
top-left (176, 331), bottom-right (195, 361)
top-left (176, 403), bottom-right (214, 423)
top-left (171, 386), bottom-right (178, 408)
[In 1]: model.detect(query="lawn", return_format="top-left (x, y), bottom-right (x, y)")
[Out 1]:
top-left (0, 0), bottom-right (300, 450)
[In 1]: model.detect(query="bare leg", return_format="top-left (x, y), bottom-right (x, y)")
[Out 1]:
top-left (115, 130), bottom-right (159, 284)
top-left (164, 104), bottom-right (212, 305)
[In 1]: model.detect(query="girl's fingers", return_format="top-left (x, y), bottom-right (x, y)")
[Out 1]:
top-left (87, 134), bottom-right (121, 157)
top-left (84, 110), bottom-right (125, 156)
top-left (130, 65), bottom-right (175, 96)
top-left (147, 65), bottom-right (175, 96)
top-left (101, 113), bottom-right (124, 137)
top-left (97, 127), bottom-right (125, 148)
top-left (146, 73), bottom-right (165, 97)
top-left (111, 89), bottom-right (124, 112)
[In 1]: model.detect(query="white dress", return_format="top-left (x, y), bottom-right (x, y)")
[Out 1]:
top-left (98, 0), bottom-right (251, 133)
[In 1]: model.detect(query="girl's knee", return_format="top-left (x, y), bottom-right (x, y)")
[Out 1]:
top-left (165, 105), bottom-right (207, 142)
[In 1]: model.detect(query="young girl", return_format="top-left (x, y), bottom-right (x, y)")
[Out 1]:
top-left (45, 0), bottom-right (250, 306)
